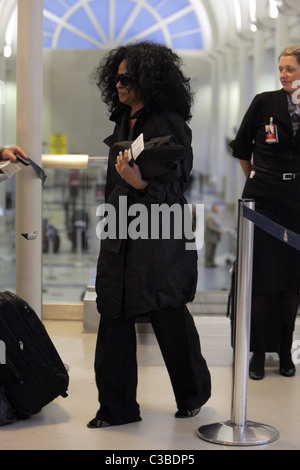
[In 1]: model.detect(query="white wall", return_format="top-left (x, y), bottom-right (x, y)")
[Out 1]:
top-left (2, 57), bottom-right (17, 146)
top-left (2, 47), bottom-right (279, 184)
top-left (41, 50), bottom-right (212, 171)
top-left (43, 50), bottom-right (110, 156)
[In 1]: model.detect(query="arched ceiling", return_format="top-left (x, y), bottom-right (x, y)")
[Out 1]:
top-left (43, 0), bottom-right (206, 50)
top-left (0, 0), bottom-right (299, 57)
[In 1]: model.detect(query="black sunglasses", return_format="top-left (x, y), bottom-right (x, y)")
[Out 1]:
top-left (114, 73), bottom-right (134, 87)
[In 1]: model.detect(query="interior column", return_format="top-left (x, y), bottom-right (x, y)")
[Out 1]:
top-left (16, 0), bottom-right (43, 317)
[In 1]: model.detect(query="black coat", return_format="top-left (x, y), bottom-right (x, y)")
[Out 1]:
top-left (231, 88), bottom-right (300, 292)
top-left (95, 107), bottom-right (197, 318)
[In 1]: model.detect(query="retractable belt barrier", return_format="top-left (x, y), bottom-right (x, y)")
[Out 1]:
top-left (28, 158), bottom-right (47, 186)
top-left (197, 199), bottom-right (280, 447)
top-left (242, 205), bottom-right (300, 251)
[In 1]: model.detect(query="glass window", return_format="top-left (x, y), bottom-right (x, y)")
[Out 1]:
top-left (43, 0), bottom-right (204, 50)
top-left (42, 159), bottom-right (107, 304)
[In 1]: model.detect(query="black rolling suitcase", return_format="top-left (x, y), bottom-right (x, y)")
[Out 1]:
top-left (0, 291), bottom-right (69, 419)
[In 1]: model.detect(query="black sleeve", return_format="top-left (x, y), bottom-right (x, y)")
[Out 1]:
top-left (229, 94), bottom-right (262, 161)
top-left (142, 113), bottom-right (194, 194)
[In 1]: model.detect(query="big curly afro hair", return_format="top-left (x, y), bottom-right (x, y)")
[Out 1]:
top-left (91, 41), bottom-right (194, 122)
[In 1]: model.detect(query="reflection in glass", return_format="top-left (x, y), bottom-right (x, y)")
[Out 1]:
top-left (42, 159), bottom-right (107, 304)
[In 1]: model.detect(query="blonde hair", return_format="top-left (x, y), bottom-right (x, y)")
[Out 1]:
top-left (279, 46), bottom-right (300, 64)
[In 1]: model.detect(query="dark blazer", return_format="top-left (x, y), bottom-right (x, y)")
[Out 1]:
top-left (230, 88), bottom-right (300, 173)
top-left (95, 107), bottom-right (197, 319)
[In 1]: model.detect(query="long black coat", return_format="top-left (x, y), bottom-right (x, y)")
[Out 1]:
top-left (95, 106), bottom-right (197, 318)
top-left (231, 88), bottom-right (300, 292)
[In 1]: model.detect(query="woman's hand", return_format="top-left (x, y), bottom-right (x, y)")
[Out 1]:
top-left (1, 146), bottom-right (28, 163)
top-left (115, 149), bottom-right (148, 190)
top-left (239, 159), bottom-right (252, 178)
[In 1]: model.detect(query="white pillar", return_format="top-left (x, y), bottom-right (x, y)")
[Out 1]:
top-left (215, 54), bottom-right (227, 197)
top-left (235, 40), bottom-right (252, 204)
top-left (275, 13), bottom-right (289, 87)
top-left (0, 57), bottom-right (6, 233)
top-left (224, 48), bottom-right (238, 207)
top-left (275, 13), bottom-right (289, 59)
top-left (208, 58), bottom-right (218, 181)
top-left (0, 57), bottom-right (5, 145)
top-left (16, 0), bottom-right (43, 317)
top-left (253, 29), bottom-right (265, 94)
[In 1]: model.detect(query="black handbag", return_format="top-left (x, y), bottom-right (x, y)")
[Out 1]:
top-left (112, 135), bottom-right (186, 183)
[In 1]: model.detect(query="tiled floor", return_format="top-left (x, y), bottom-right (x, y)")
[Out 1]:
top-left (1, 316), bottom-right (299, 451)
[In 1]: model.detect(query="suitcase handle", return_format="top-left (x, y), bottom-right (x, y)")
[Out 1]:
top-left (6, 358), bottom-right (24, 384)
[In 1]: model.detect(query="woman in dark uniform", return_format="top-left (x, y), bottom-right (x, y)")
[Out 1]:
top-left (231, 45), bottom-right (300, 380)
top-left (87, 41), bottom-right (211, 428)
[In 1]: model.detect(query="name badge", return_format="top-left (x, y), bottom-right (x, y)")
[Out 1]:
top-left (265, 117), bottom-right (278, 144)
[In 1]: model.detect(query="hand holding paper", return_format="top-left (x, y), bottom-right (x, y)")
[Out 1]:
top-left (127, 133), bottom-right (144, 161)
top-left (115, 135), bottom-right (148, 191)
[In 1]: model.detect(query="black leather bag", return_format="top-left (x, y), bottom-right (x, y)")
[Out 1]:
top-left (112, 135), bottom-right (186, 183)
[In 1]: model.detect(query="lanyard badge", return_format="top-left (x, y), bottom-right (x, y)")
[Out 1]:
top-left (265, 117), bottom-right (278, 144)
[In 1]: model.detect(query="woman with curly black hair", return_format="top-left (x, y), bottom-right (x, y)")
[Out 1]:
top-left (92, 41), bottom-right (192, 120)
top-left (88, 41), bottom-right (211, 429)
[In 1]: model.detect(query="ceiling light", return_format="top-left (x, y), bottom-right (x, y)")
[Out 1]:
top-left (269, 0), bottom-right (279, 18)
top-left (3, 44), bottom-right (12, 58)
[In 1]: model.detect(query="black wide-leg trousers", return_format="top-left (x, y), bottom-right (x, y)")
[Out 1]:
top-left (94, 305), bottom-right (211, 425)
top-left (250, 290), bottom-right (299, 356)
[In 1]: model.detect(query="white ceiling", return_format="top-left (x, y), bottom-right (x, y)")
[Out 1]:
top-left (0, 0), bottom-right (299, 57)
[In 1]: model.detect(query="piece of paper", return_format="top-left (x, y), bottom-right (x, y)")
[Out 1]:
top-left (128, 133), bottom-right (144, 161)
top-left (0, 160), bottom-right (22, 178)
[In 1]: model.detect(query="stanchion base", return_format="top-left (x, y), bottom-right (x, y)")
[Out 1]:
top-left (197, 420), bottom-right (279, 446)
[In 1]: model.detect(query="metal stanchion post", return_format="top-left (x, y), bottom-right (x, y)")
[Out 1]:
top-left (47, 237), bottom-right (55, 280)
top-left (197, 199), bottom-right (279, 446)
top-left (46, 225), bottom-right (56, 280)
top-left (75, 220), bottom-right (85, 266)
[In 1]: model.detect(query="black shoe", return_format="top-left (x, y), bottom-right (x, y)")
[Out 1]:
top-left (87, 415), bottom-right (142, 428)
top-left (175, 407), bottom-right (201, 418)
top-left (280, 366), bottom-right (296, 377)
top-left (249, 370), bottom-right (265, 380)
top-left (249, 353), bottom-right (265, 380)
top-left (87, 417), bottom-right (111, 428)
top-left (279, 358), bottom-right (296, 377)
top-left (279, 350), bottom-right (296, 377)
